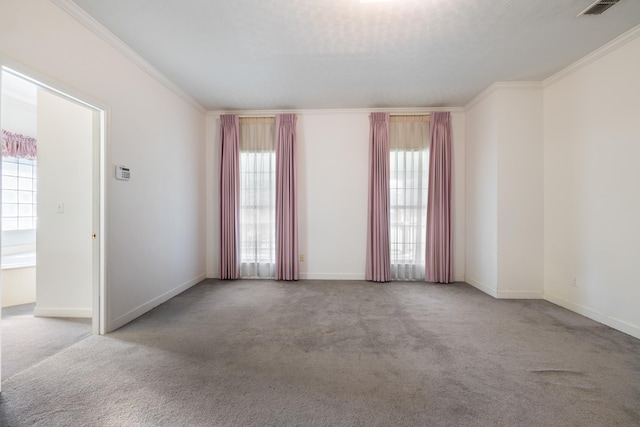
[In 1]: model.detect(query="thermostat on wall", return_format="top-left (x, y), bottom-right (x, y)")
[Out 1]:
top-left (115, 165), bottom-right (130, 181)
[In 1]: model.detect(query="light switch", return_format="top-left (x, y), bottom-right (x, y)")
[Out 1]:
top-left (57, 202), bottom-right (64, 213)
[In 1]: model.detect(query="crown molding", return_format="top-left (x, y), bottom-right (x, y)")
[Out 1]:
top-left (464, 81), bottom-right (542, 111)
top-left (544, 23), bottom-right (640, 88)
top-left (51, 0), bottom-right (206, 114)
top-left (206, 106), bottom-right (465, 117)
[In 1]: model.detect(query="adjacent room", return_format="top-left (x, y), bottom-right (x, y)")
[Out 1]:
top-left (0, 0), bottom-right (639, 425)
top-left (1, 71), bottom-right (94, 381)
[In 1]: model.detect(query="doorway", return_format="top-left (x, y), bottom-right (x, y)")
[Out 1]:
top-left (0, 66), bottom-right (105, 383)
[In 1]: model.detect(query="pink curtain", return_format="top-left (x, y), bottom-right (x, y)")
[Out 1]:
top-left (219, 115), bottom-right (241, 279)
top-left (365, 113), bottom-right (391, 282)
top-left (2, 130), bottom-right (37, 159)
top-left (275, 114), bottom-right (299, 280)
top-left (425, 112), bottom-right (453, 283)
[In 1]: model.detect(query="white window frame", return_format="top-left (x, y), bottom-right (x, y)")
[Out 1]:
top-left (389, 116), bottom-right (429, 281)
top-left (2, 155), bottom-right (37, 233)
top-left (239, 118), bottom-right (276, 279)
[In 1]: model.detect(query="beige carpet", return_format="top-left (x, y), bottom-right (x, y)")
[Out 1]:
top-left (1, 279), bottom-right (639, 426)
top-left (1, 303), bottom-right (92, 381)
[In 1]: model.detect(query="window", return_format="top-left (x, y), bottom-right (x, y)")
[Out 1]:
top-left (2, 156), bottom-right (37, 231)
top-left (239, 118), bottom-right (276, 278)
top-left (389, 116), bottom-right (429, 281)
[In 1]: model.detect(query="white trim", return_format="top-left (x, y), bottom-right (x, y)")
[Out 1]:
top-left (50, 0), bottom-right (206, 114)
top-left (465, 277), bottom-right (498, 298)
top-left (0, 59), bottom-right (108, 113)
top-left (206, 274), bottom-right (466, 282)
top-left (100, 107), bottom-right (111, 335)
top-left (544, 24), bottom-right (640, 88)
top-left (464, 81), bottom-right (543, 111)
top-left (108, 273), bottom-right (206, 332)
top-left (207, 106), bottom-right (465, 118)
top-left (544, 292), bottom-right (640, 340)
top-left (33, 307), bottom-right (92, 318)
top-left (300, 273), bottom-right (366, 281)
top-left (495, 290), bottom-right (544, 299)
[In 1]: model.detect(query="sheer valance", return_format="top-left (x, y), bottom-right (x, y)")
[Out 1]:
top-left (2, 129), bottom-right (37, 159)
top-left (390, 115), bottom-right (430, 123)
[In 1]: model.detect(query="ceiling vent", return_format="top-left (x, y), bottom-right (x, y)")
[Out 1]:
top-left (578, 0), bottom-right (621, 16)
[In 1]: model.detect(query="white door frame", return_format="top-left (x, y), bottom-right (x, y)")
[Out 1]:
top-left (0, 57), bottom-right (108, 341)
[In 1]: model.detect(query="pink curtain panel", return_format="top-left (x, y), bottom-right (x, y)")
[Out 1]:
top-left (425, 112), bottom-right (453, 283)
top-left (275, 114), bottom-right (299, 280)
top-left (365, 112), bottom-right (391, 282)
top-left (219, 115), bottom-right (241, 279)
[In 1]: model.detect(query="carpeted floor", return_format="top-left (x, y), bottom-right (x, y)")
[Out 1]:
top-left (1, 303), bottom-right (92, 381)
top-left (1, 280), bottom-right (639, 426)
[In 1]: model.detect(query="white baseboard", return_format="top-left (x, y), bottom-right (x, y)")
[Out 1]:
top-left (544, 292), bottom-right (640, 340)
top-left (206, 272), bottom-right (466, 282)
top-left (465, 277), bottom-right (542, 299)
top-left (300, 273), bottom-right (366, 281)
top-left (108, 273), bottom-right (206, 332)
top-left (496, 290), bottom-right (544, 299)
top-left (34, 307), bottom-right (92, 318)
top-left (465, 277), bottom-right (498, 298)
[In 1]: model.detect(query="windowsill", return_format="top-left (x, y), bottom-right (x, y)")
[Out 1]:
top-left (1, 252), bottom-right (36, 270)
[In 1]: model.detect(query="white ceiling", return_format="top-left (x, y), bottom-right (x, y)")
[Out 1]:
top-left (69, 0), bottom-right (640, 111)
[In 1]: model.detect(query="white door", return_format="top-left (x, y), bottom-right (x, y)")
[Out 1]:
top-left (35, 89), bottom-right (94, 319)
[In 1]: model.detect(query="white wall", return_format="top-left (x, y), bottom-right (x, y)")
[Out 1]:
top-left (298, 112), bottom-right (369, 279)
top-left (1, 267), bottom-right (35, 308)
top-left (465, 84), bottom-right (544, 298)
top-left (465, 93), bottom-right (498, 292)
top-left (0, 0), bottom-right (206, 332)
top-left (496, 87), bottom-right (544, 297)
top-left (0, 74), bottom-right (37, 138)
top-left (35, 89), bottom-right (93, 318)
top-left (206, 110), bottom-right (466, 281)
top-left (543, 29), bottom-right (640, 338)
top-left (465, 27), bottom-right (640, 338)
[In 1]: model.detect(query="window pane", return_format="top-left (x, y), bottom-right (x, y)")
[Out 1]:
top-left (18, 204), bottom-right (33, 216)
top-left (18, 177), bottom-right (32, 191)
top-left (4, 176), bottom-right (17, 190)
top-left (3, 204), bottom-right (18, 217)
top-left (18, 217), bottom-right (34, 230)
top-left (239, 120), bottom-right (276, 278)
top-left (2, 157), bottom-right (37, 230)
top-left (3, 190), bottom-right (18, 203)
top-left (18, 191), bottom-right (32, 203)
top-left (389, 120), bottom-right (429, 281)
top-left (18, 163), bottom-right (33, 178)
top-left (3, 161), bottom-right (18, 176)
top-left (3, 218), bottom-right (18, 231)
